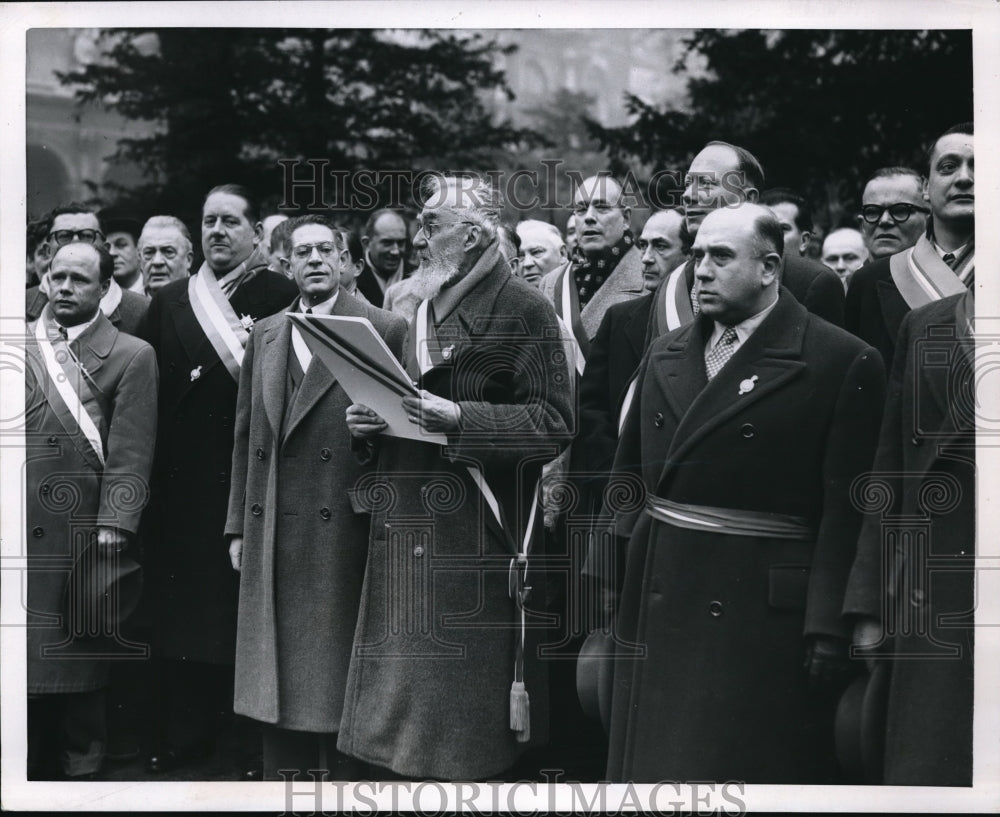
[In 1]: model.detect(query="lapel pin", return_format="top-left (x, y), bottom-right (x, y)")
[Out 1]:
top-left (738, 375), bottom-right (759, 395)
top-left (190, 365), bottom-right (203, 382)
top-left (239, 314), bottom-right (255, 332)
top-left (442, 344), bottom-right (455, 361)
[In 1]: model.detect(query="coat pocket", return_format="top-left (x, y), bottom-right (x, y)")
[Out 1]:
top-left (768, 564), bottom-right (810, 610)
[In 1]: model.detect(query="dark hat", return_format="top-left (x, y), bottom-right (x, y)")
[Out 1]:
top-left (834, 660), bottom-right (890, 783)
top-left (576, 629), bottom-right (615, 733)
top-left (98, 209), bottom-right (143, 242)
top-left (64, 544), bottom-right (143, 639)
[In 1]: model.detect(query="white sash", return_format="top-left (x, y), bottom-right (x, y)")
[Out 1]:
top-left (618, 376), bottom-right (638, 436)
top-left (663, 262), bottom-right (685, 330)
top-left (188, 269), bottom-right (250, 381)
top-left (100, 278), bottom-right (123, 317)
top-left (414, 298), bottom-right (503, 529)
top-left (33, 312), bottom-right (106, 467)
top-left (558, 272), bottom-right (586, 375)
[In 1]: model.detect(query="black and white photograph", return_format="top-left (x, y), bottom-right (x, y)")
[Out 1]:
top-left (1, 1), bottom-right (998, 812)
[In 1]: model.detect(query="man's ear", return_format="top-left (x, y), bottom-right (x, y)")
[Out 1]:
top-left (760, 251), bottom-right (781, 286)
top-left (559, 245), bottom-right (567, 259)
top-left (799, 231), bottom-right (812, 256)
top-left (745, 187), bottom-right (760, 204)
top-left (621, 206), bottom-right (632, 225)
top-left (361, 235), bottom-right (371, 251)
top-left (99, 277), bottom-right (111, 297)
top-left (253, 221), bottom-right (264, 246)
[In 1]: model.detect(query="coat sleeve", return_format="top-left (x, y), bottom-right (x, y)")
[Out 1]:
top-left (803, 266), bottom-right (846, 327)
top-left (571, 306), bottom-right (617, 481)
top-left (98, 342), bottom-right (159, 535)
top-left (842, 317), bottom-right (911, 621)
top-left (450, 296), bottom-right (574, 470)
top-left (225, 329), bottom-right (256, 538)
top-left (804, 344), bottom-right (886, 639)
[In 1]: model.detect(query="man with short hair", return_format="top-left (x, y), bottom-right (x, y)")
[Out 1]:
top-left (856, 167), bottom-right (928, 260)
top-left (661, 141), bottom-right (844, 331)
top-left (538, 174), bottom-right (645, 374)
top-left (225, 215), bottom-right (406, 781)
top-left (26, 212), bottom-right (52, 288)
top-left (102, 214), bottom-right (145, 296)
top-left (822, 227), bottom-right (870, 290)
top-left (517, 219), bottom-right (568, 286)
top-left (598, 203), bottom-right (885, 782)
top-left (845, 123), bottom-right (974, 372)
top-left (760, 187), bottom-right (813, 259)
top-left (565, 214), bottom-right (578, 256)
top-left (138, 216), bottom-right (194, 294)
top-left (340, 173), bottom-right (573, 780)
top-left (25, 242), bottom-right (158, 778)
top-left (260, 214), bottom-right (288, 259)
top-left (139, 184), bottom-right (297, 775)
top-left (26, 204), bottom-right (148, 336)
top-left (337, 227), bottom-right (368, 302)
top-left (357, 209), bottom-right (413, 308)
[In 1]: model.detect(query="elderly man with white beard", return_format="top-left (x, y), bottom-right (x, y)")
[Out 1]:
top-left (339, 173), bottom-right (574, 780)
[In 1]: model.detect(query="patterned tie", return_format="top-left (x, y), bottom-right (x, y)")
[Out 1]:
top-left (705, 326), bottom-right (738, 380)
top-left (690, 282), bottom-right (700, 316)
top-left (942, 252), bottom-right (956, 269)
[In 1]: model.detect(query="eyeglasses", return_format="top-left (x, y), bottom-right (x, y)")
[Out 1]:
top-left (859, 203), bottom-right (929, 224)
top-left (47, 229), bottom-right (106, 247)
top-left (291, 242), bottom-right (338, 259)
top-left (140, 246), bottom-right (179, 260)
top-left (415, 220), bottom-right (474, 239)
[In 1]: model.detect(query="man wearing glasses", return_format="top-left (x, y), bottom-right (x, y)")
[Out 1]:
top-left (25, 204), bottom-right (148, 336)
top-left (846, 123), bottom-right (974, 371)
top-left (225, 215), bottom-right (406, 781)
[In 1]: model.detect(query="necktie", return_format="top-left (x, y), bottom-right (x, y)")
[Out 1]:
top-left (705, 327), bottom-right (738, 380)
top-left (58, 326), bottom-right (68, 341)
top-left (942, 252), bottom-right (956, 269)
top-left (690, 282), bottom-right (700, 316)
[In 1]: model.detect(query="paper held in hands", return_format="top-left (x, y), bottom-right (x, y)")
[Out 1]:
top-left (287, 312), bottom-right (448, 445)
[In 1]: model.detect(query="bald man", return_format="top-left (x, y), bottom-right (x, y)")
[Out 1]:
top-left (822, 227), bottom-right (869, 290)
top-left (597, 203), bottom-right (885, 783)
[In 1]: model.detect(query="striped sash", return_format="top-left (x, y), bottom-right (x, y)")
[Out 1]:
top-left (412, 299), bottom-right (504, 529)
top-left (553, 267), bottom-right (587, 375)
top-left (187, 268), bottom-right (251, 381)
top-left (657, 260), bottom-right (695, 337)
top-left (33, 310), bottom-right (106, 468)
top-left (645, 496), bottom-right (814, 540)
top-left (889, 234), bottom-right (971, 310)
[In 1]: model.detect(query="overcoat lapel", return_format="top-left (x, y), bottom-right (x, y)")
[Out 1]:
top-left (654, 294), bottom-right (809, 492)
top-left (876, 279), bottom-right (910, 351)
top-left (260, 319), bottom-right (289, 438)
top-left (580, 246), bottom-right (643, 338)
top-left (167, 286), bottom-right (227, 405)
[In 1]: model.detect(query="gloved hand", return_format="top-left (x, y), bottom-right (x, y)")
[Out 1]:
top-left (803, 635), bottom-right (853, 698)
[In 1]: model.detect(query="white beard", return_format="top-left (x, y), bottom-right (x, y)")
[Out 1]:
top-left (409, 256), bottom-right (459, 301)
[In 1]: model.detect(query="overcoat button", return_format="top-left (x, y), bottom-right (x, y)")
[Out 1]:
top-left (256, 448), bottom-right (265, 460)
top-left (251, 503), bottom-right (263, 516)
top-left (47, 435), bottom-right (58, 447)
top-left (320, 448), bottom-right (331, 461)
top-left (709, 600), bottom-right (723, 617)
top-left (740, 423), bottom-right (755, 439)
top-left (653, 412), bottom-right (664, 428)
top-left (40, 483), bottom-right (50, 495)
top-left (218, 472), bottom-right (228, 484)
top-left (32, 526), bottom-right (44, 538)
top-left (414, 546), bottom-right (424, 557)
top-left (320, 507), bottom-right (331, 520)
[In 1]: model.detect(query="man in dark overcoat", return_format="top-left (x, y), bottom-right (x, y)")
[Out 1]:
top-left (138, 184), bottom-right (297, 773)
top-left (600, 204), bottom-right (885, 783)
top-left (225, 215), bottom-right (406, 780)
top-left (340, 174), bottom-right (574, 780)
top-left (845, 123), bottom-right (974, 372)
top-left (24, 242), bottom-right (157, 777)
top-left (843, 289), bottom-right (975, 785)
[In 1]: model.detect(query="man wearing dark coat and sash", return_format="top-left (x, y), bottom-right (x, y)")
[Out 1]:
top-left (24, 242), bottom-right (157, 778)
top-left (598, 204), bottom-right (885, 783)
top-left (139, 184), bottom-right (297, 774)
top-left (845, 122), bottom-right (974, 373)
top-left (340, 174), bottom-right (574, 780)
top-left (224, 215), bottom-right (406, 780)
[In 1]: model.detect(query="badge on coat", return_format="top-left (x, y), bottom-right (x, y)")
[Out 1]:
top-left (442, 344), bottom-right (455, 361)
top-left (190, 365), bottom-right (203, 382)
top-left (738, 375), bottom-right (758, 395)
top-left (239, 314), bottom-right (255, 332)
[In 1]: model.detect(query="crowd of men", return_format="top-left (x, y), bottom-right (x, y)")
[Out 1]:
top-left (23, 122), bottom-right (975, 787)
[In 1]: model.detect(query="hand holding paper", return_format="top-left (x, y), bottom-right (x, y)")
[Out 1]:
top-left (402, 389), bottom-right (460, 434)
top-left (346, 403), bottom-right (388, 438)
